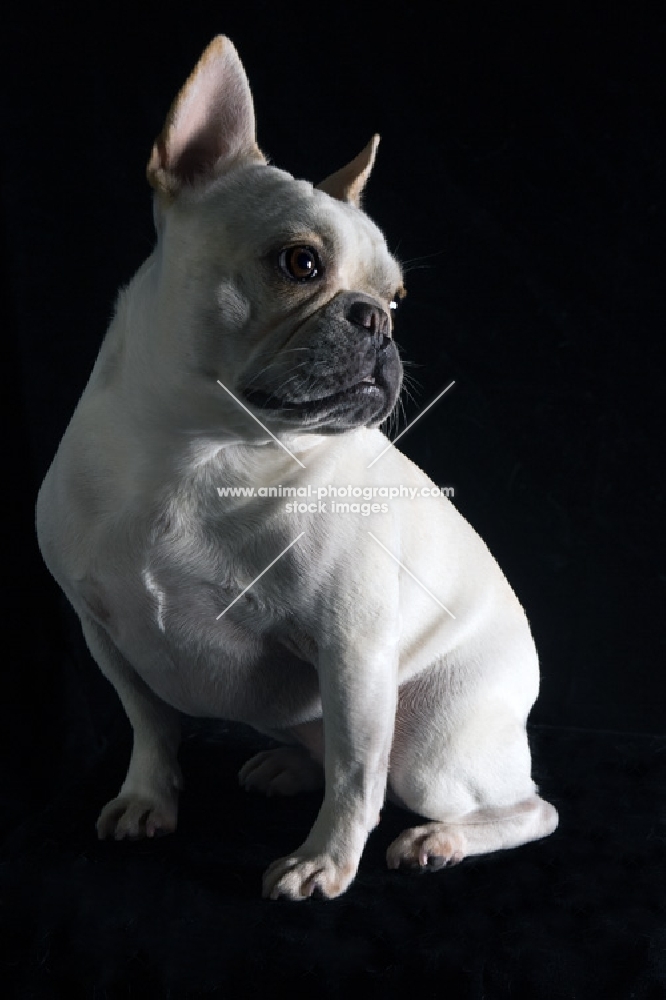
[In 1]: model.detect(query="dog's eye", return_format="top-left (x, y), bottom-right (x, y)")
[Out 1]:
top-left (279, 246), bottom-right (321, 282)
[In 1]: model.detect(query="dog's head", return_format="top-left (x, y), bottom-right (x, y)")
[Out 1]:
top-left (147, 36), bottom-right (404, 437)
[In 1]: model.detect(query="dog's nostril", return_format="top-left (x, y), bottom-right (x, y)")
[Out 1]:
top-left (347, 300), bottom-right (376, 329)
top-left (378, 332), bottom-right (392, 352)
top-left (347, 301), bottom-right (390, 343)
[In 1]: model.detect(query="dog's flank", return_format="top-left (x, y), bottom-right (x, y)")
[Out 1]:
top-left (36, 35), bottom-right (557, 901)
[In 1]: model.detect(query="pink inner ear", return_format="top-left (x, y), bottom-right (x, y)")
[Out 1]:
top-left (170, 94), bottom-right (226, 182)
top-left (154, 37), bottom-right (259, 188)
top-left (317, 135), bottom-right (380, 206)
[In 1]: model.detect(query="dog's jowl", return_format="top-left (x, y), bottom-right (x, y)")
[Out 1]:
top-left (36, 36), bottom-right (558, 900)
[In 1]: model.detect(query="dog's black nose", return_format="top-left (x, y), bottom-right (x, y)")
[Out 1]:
top-left (347, 300), bottom-right (391, 350)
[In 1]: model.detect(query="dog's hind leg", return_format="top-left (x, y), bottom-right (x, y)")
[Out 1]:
top-left (238, 719), bottom-right (324, 796)
top-left (239, 747), bottom-right (323, 796)
top-left (386, 796), bottom-right (558, 870)
top-left (387, 661), bottom-right (558, 871)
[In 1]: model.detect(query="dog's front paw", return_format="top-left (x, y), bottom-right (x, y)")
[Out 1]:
top-left (96, 792), bottom-right (178, 841)
top-left (262, 850), bottom-right (357, 900)
top-left (239, 747), bottom-right (323, 797)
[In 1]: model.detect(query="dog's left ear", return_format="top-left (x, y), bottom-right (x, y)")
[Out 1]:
top-left (316, 135), bottom-right (380, 206)
top-left (147, 35), bottom-right (265, 199)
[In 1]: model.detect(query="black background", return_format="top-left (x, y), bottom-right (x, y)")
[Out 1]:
top-left (2, 2), bottom-right (665, 996)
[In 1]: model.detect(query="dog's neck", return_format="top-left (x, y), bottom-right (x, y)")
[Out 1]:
top-left (87, 252), bottom-right (335, 491)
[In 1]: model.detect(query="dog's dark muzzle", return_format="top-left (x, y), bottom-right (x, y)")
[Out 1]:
top-left (242, 292), bottom-right (402, 432)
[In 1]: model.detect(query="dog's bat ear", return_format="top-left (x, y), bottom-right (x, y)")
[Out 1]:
top-left (147, 36), bottom-right (266, 199)
top-left (316, 135), bottom-right (380, 206)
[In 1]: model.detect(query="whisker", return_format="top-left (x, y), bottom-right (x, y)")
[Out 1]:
top-left (245, 356), bottom-right (311, 389)
top-left (398, 248), bottom-right (449, 269)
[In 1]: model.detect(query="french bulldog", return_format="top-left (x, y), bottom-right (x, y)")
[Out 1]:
top-left (35, 35), bottom-right (558, 900)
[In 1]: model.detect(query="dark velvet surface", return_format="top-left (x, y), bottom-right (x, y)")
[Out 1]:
top-left (2, 723), bottom-right (665, 997)
top-left (2, 2), bottom-right (665, 996)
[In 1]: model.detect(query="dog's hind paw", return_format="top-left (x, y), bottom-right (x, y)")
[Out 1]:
top-left (386, 823), bottom-right (466, 871)
top-left (238, 747), bottom-right (323, 797)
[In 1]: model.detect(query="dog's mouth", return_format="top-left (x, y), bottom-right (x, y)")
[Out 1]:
top-left (244, 371), bottom-right (385, 414)
top-left (241, 338), bottom-right (402, 432)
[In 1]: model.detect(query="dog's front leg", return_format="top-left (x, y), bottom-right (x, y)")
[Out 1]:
top-left (262, 626), bottom-right (398, 901)
top-left (80, 616), bottom-right (183, 840)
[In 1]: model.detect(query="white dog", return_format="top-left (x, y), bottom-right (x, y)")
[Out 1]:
top-left (36, 36), bottom-right (558, 900)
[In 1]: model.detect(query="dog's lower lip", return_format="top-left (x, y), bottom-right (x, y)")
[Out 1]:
top-left (245, 376), bottom-right (383, 411)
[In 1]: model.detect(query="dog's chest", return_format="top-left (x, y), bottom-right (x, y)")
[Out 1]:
top-left (92, 501), bottom-right (320, 724)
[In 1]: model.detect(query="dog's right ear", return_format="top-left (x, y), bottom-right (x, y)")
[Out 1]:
top-left (147, 36), bottom-right (265, 200)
